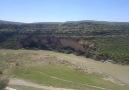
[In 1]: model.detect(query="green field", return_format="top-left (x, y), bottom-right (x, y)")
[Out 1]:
top-left (12, 65), bottom-right (129, 90)
top-left (0, 50), bottom-right (129, 90)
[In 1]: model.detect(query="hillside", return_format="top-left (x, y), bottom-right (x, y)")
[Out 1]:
top-left (1, 50), bottom-right (129, 90)
top-left (0, 20), bottom-right (129, 64)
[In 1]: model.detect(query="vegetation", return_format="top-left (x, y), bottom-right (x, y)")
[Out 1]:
top-left (0, 54), bottom-right (9, 90)
top-left (0, 20), bottom-right (129, 64)
top-left (12, 65), bottom-right (129, 90)
top-left (0, 50), bottom-right (129, 90)
top-left (0, 78), bottom-right (8, 90)
top-left (97, 36), bottom-right (129, 64)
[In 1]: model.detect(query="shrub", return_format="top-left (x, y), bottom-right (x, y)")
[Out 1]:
top-left (0, 78), bottom-right (9, 90)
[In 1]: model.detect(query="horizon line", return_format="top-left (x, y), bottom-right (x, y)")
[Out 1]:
top-left (0, 19), bottom-right (129, 24)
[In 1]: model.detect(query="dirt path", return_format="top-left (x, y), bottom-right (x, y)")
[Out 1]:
top-left (9, 78), bottom-right (74, 90)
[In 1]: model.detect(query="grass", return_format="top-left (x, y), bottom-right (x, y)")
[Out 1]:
top-left (12, 64), bottom-right (129, 90)
top-left (0, 50), bottom-right (129, 90)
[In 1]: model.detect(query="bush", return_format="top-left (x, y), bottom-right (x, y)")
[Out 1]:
top-left (0, 71), bottom-right (2, 75)
top-left (0, 79), bottom-right (9, 90)
top-left (95, 53), bottom-right (108, 61)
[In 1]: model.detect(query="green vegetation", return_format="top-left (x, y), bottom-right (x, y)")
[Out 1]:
top-left (0, 20), bottom-right (129, 64)
top-left (0, 50), bottom-right (129, 90)
top-left (97, 36), bottom-right (129, 64)
top-left (0, 54), bottom-right (9, 90)
top-left (12, 65), bottom-right (129, 90)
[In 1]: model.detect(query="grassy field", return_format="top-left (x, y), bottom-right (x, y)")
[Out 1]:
top-left (0, 49), bottom-right (129, 90)
top-left (12, 65), bottom-right (129, 90)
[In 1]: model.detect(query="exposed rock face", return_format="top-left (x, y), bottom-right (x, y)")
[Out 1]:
top-left (60, 38), bottom-right (86, 52)
top-left (21, 36), bottom-right (88, 51)
top-left (20, 36), bottom-right (107, 60)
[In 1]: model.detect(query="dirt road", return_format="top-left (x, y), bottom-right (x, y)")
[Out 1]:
top-left (9, 78), bottom-right (74, 90)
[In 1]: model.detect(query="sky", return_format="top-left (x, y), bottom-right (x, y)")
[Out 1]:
top-left (0, 0), bottom-right (129, 23)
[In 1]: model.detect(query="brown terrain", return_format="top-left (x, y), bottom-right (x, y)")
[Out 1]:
top-left (20, 36), bottom-right (97, 58)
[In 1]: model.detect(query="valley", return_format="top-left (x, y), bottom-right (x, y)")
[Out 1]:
top-left (0, 20), bottom-right (129, 90)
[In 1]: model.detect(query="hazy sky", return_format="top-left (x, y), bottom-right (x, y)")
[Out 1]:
top-left (0, 0), bottom-right (129, 23)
